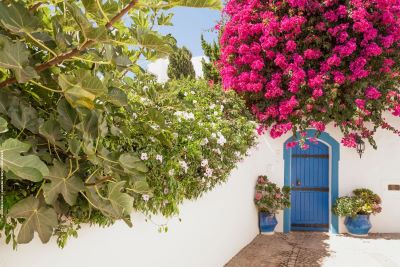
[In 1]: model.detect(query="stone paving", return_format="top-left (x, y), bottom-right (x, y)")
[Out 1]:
top-left (225, 232), bottom-right (400, 267)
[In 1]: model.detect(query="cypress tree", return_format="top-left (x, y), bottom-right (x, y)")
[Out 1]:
top-left (201, 34), bottom-right (221, 84)
top-left (167, 46), bottom-right (196, 80)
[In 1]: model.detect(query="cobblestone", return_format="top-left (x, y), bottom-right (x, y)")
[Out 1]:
top-left (225, 232), bottom-right (400, 267)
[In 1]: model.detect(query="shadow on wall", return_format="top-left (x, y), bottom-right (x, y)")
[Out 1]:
top-left (340, 233), bottom-right (400, 240)
top-left (224, 232), bottom-right (331, 267)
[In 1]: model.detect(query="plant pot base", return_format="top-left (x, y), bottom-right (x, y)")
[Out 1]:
top-left (347, 232), bottom-right (368, 237)
top-left (259, 212), bottom-right (278, 234)
top-left (345, 215), bottom-right (372, 236)
top-left (261, 231), bottom-right (275, 235)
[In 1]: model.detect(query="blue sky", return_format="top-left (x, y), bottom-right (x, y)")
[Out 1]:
top-left (159, 7), bottom-right (221, 57)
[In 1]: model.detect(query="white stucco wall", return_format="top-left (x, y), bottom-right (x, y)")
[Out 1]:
top-left (1, 115), bottom-right (399, 267)
top-left (258, 113), bottom-right (400, 233)
top-left (0, 143), bottom-right (268, 267)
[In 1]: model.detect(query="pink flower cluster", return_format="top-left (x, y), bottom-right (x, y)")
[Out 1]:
top-left (220, 0), bottom-right (400, 148)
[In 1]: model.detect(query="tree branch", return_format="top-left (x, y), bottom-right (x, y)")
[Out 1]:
top-left (0, 0), bottom-right (138, 89)
top-left (84, 176), bottom-right (113, 186)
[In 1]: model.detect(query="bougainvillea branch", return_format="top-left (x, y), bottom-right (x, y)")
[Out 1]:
top-left (219, 0), bottom-right (400, 149)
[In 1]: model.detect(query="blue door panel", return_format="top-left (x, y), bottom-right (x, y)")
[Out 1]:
top-left (291, 141), bottom-right (329, 232)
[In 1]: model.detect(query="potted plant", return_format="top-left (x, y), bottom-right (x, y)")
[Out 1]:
top-left (254, 175), bottom-right (290, 235)
top-left (333, 188), bottom-right (382, 236)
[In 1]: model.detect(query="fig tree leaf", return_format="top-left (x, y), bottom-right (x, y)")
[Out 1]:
top-left (59, 70), bottom-right (107, 109)
top-left (0, 116), bottom-right (8, 133)
top-left (8, 196), bottom-right (58, 244)
top-left (109, 88), bottom-right (128, 107)
top-left (171, 0), bottom-right (222, 9)
top-left (43, 160), bottom-right (85, 206)
top-left (8, 103), bottom-right (40, 133)
top-left (108, 181), bottom-right (133, 217)
top-left (0, 35), bottom-right (38, 83)
top-left (133, 181), bottom-right (151, 194)
top-left (133, 27), bottom-right (173, 57)
top-left (0, 138), bottom-right (49, 182)
top-left (57, 99), bottom-right (78, 131)
top-left (0, 2), bottom-right (40, 33)
top-left (119, 153), bottom-right (149, 173)
top-left (39, 119), bottom-right (63, 145)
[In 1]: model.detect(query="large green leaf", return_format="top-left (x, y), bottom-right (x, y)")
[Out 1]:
top-left (109, 88), bottom-right (128, 106)
top-left (0, 116), bottom-right (8, 133)
top-left (108, 181), bottom-right (133, 217)
top-left (0, 138), bottom-right (49, 182)
top-left (0, 35), bottom-right (37, 83)
top-left (119, 153), bottom-right (149, 173)
top-left (8, 196), bottom-right (58, 244)
top-left (67, 2), bottom-right (109, 42)
top-left (8, 102), bottom-right (41, 133)
top-left (132, 180), bottom-right (151, 194)
top-left (43, 160), bottom-right (85, 206)
top-left (137, 0), bottom-right (222, 9)
top-left (0, 2), bottom-right (40, 33)
top-left (59, 70), bottom-right (107, 109)
top-left (57, 99), bottom-right (78, 131)
top-left (169, 0), bottom-right (222, 9)
top-left (39, 119), bottom-right (63, 145)
top-left (133, 27), bottom-right (173, 58)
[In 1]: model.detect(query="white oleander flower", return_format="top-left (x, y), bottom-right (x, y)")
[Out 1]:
top-left (156, 154), bottom-right (163, 163)
top-left (217, 134), bottom-right (226, 146)
top-left (141, 153), bottom-right (148, 160)
top-left (142, 194), bottom-right (150, 201)
top-left (179, 160), bottom-right (189, 173)
top-left (201, 159), bottom-right (209, 167)
top-left (200, 138), bottom-right (209, 146)
top-left (204, 167), bottom-right (213, 178)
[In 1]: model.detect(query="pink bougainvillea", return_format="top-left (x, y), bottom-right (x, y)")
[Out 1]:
top-left (219, 0), bottom-right (400, 149)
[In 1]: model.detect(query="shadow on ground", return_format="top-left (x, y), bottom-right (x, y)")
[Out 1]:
top-left (225, 232), bottom-right (330, 267)
top-left (225, 232), bottom-right (400, 267)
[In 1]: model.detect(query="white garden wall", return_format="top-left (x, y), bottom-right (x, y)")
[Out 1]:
top-left (0, 142), bottom-right (267, 267)
top-left (1, 115), bottom-right (399, 267)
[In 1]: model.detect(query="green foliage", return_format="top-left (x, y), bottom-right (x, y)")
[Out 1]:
top-left (201, 34), bottom-right (221, 84)
top-left (167, 46), bottom-right (196, 80)
top-left (254, 175), bottom-right (290, 214)
top-left (333, 188), bottom-right (382, 217)
top-left (122, 77), bottom-right (256, 216)
top-left (0, 0), bottom-right (229, 247)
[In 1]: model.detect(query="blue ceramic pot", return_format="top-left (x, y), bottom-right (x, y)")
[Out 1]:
top-left (345, 215), bottom-right (372, 236)
top-left (259, 212), bottom-right (277, 234)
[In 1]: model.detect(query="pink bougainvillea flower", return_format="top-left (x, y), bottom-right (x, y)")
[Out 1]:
top-left (341, 134), bottom-right (357, 148)
top-left (355, 99), bottom-right (366, 109)
top-left (365, 86), bottom-right (381, 100)
top-left (286, 141), bottom-right (298, 149)
top-left (310, 121), bottom-right (326, 132)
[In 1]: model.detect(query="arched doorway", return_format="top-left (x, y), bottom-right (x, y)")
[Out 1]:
top-left (283, 130), bottom-right (340, 233)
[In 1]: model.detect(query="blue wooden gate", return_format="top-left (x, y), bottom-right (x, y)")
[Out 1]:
top-left (290, 141), bottom-right (329, 232)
